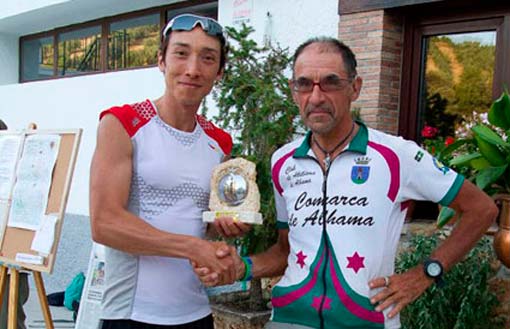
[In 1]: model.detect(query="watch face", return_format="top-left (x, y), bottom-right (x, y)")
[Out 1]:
top-left (427, 262), bottom-right (442, 277)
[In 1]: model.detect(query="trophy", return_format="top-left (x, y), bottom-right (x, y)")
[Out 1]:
top-left (203, 158), bottom-right (263, 224)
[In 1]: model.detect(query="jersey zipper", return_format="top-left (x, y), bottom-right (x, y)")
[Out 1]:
top-left (303, 154), bottom-right (331, 329)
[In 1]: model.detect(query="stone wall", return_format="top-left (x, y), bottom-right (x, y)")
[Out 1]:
top-left (339, 10), bottom-right (403, 135)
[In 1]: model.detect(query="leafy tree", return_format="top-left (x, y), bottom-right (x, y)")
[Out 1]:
top-left (210, 24), bottom-right (301, 309)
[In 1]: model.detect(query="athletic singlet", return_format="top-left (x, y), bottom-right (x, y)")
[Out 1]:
top-left (270, 122), bottom-right (463, 329)
top-left (98, 100), bottom-right (232, 325)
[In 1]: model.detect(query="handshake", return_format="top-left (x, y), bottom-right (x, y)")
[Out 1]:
top-left (190, 216), bottom-right (251, 287)
top-left (191, 240), bottom-right (245, 287)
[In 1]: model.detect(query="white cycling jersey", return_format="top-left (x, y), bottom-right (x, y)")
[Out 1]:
top-left (270, 122), bottom-right (463, 329)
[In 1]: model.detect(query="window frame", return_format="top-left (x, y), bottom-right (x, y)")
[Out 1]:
top-left (398, 3), bottom-right (510, 140)
top-left (19, 0), bottom-right (217, 83)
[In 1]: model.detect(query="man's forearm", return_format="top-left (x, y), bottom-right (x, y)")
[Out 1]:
top-left (431, 207), bottom-right (495, 271)
top-left (250, 231), bottom-right (290, 279)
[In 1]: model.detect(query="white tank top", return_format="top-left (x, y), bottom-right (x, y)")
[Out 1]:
top-left (99, 100), bottom-right (232, 325)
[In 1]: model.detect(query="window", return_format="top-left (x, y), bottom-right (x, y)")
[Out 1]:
top-left (419, 31), bottom-right (496, 142)
top-left (19, 1), bottom-right (218, 82)
top-left (21, 36), bottom-right (54, 81)
top-left (108, 14), bottom-right (159, 70)
top-left (58, 26), bottom-right (102, 76)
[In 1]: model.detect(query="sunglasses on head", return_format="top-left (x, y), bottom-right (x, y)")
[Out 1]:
top-left (163, 14), bottom-right (224, 38)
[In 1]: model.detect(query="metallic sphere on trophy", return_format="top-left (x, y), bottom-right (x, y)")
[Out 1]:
top-left (218, 171), bottom-right (248, 206)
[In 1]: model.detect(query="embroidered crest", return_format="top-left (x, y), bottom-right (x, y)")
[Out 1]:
top-left (432, 157), bottom-right (449, 174)
top-left (351, 157), bottom-right (371, 184)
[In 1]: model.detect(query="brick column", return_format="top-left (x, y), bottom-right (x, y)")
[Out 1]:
top-left (339, 10), bottom-right (403, 134)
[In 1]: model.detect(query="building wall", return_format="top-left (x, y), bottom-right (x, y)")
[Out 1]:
top-left (339, 10), bottom-right (403, 134)
top-left (0, 33), bottom-right (18, 84)
top-left (219, 0), bottom-right (338, 53)
top-left (0, 0), bottom-right (340, 215)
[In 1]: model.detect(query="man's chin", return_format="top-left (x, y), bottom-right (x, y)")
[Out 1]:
top-left (306, 121), bottom-right (335, 135)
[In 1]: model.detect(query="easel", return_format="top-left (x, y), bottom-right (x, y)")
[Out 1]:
top-left (0, 264), bottom-right (54, 329)
top-left (0, 123), bottom-right (82, 329)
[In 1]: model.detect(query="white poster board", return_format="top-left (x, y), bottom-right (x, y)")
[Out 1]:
top-left (75, 243), bottom-right (105, 329)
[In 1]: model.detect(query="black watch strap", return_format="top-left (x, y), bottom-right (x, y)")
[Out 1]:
top-left (423, 258), bottom-right (445, 287)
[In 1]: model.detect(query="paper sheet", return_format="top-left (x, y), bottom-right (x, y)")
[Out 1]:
top-left (75, 244), bottom-right (105, 329)
top-left (31, 214), bottom-right (58, 256)
top-left (0, 134), bottom-right (23, 199)
top-left (8, 134), bottom-right (61, 230)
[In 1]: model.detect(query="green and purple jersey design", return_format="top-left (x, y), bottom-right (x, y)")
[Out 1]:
top-left (270, 123), bottom-right (463, 328)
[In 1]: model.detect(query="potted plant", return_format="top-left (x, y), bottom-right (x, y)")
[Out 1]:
top-left (438, 89), bottom-right (510, 267)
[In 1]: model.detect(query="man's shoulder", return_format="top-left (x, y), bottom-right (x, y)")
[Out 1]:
top-left (196, 115), bottom-right (233, 155)
top-left (271, 136), bottom-right (305, 163)
top-left (99, 99), bottom-right (156, 137)
top-left (366, 127), bottom-right (414, 149)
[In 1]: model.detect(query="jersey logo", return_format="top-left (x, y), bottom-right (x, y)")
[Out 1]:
top-left (432, 157), bottom-right (450, 174)
top-left (131, 117), bottom-right (140, 127)
top-left (351, 157), bottom-right (371, 184)
top-left (415, 150), bottom-right (424, 162)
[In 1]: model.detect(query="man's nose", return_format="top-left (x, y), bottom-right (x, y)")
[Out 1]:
top-left (308, 84), bottom-right (326, 104)
top-left (185, 56), bottom-right (201, 77)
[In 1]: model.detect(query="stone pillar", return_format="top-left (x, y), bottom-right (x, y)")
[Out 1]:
top-left (339, 10), bottom-right (403, 135)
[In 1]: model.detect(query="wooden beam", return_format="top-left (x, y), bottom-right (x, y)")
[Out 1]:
top-left (339, 0), bottom-right (445, 15)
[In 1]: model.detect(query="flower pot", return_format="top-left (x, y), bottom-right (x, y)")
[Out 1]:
top-left (494, 195), bottom-right (510, 268)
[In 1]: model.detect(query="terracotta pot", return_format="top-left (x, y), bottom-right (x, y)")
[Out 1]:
top-left (494, 195), bottom-right (510, 268)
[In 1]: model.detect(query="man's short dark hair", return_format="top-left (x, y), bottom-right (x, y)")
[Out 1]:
top-left (159, 22), bottom-right (228, 73)
top-left (292, 37), bottom-right (357, 78)
top-left (0, 119), bottom-right (7, 130)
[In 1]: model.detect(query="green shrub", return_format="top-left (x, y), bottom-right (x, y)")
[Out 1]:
top-left (396, 233), bottom-right (502, 329)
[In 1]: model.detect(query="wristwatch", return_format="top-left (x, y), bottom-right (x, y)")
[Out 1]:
top-left (423, 258), bottom-right (445, 287)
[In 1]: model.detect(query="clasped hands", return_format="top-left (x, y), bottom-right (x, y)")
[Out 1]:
top-left (190, 216), bottom-right (250, 287)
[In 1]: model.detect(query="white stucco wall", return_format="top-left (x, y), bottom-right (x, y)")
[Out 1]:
top-left (0, 33), bottom-right (18, 84)
top-left (0, 0), bottom-right (69, 20)
top-left (219, 0), bottom-right (339, 54)
top-left (0, 0), bottom-right (339, 215)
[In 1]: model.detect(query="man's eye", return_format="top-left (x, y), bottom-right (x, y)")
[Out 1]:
top-left (174, 50), bottom-right (187, 57)
top-left (202, 55), bottom-right (217, 62)
top-left (296, 79), bottom-right (313, 88)
top-left (322, 76), bottom-right (341, 87)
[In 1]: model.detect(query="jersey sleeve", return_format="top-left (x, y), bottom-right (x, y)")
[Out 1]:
top-left (398, 139), bottom-right (464, 206)
top-left (196, 115), bottom-right (233, 156)
top-left (99, 102), bottom-right (153, 137)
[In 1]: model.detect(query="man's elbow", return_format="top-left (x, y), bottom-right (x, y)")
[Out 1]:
top-left (90, 209), bottom-right (111, 244)
top-left (475, 198), bottom-right (498, 229)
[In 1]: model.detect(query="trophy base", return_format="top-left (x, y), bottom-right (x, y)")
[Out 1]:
top-left (202, 211), bottom-right (263, 224)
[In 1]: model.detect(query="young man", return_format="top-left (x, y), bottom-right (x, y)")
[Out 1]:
top-left (90, 14), bottom-right (247, 329)
top-left (194, 37), bottom-right (497, 329)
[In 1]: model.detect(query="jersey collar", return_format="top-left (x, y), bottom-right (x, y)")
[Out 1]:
top-left (293, 120), bottom-right (368, 158)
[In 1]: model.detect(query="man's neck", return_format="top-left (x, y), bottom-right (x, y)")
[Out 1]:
top-left (154, 96), bottom-right (199, 132)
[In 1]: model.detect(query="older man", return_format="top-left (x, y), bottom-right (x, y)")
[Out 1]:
top-left (195, 37), bottom-right (497, 329)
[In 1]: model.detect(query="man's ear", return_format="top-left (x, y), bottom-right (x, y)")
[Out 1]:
top-left (216, 67), bottom-right (224, 81)
top-left (157, 50), bottom-right (166, 73)
top-left (289, 79), bottom-right (299, 103)
top-left (350, 76), bottom-right (363, 102)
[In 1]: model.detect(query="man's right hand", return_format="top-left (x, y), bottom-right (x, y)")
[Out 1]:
top-left (192, 243), bottom-right (245, 287)
top-left (189, 240), bottom-right (240, 285)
